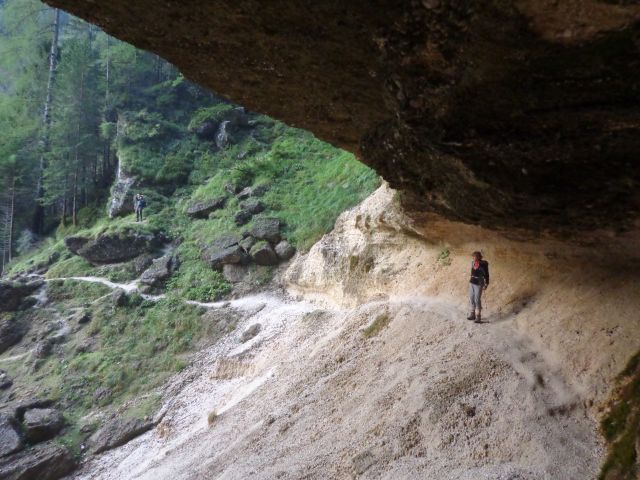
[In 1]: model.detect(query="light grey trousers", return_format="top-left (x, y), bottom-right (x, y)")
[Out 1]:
top-left (469, 283), bottom-right (483, 312)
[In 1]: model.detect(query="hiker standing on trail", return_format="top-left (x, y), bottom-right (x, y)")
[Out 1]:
top-left (134, 193), bottom-right (146, 222)
top-left (467, 251), bottom-right (489, 323)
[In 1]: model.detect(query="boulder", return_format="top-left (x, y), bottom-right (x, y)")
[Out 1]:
top-left (13, 400), bottom-right (55, 422)
top-left (0, 413), bottom-right (23, 457)
top-left (274, 240), bottom-right (296, 261)
top-left (250, 241), bottom-right (279, 266)
top-left (111, 288), bottom-right (128, 308)
top-left (250, 218), bottom-right (281, 243)
top-left (0, 316), bottom-right (27, 355)
top-left (201, 234), bottom-right (247, 270)
top-left (107, 164), bottom-right (136, 218)
top-left (0, 280), bottom-right (43, 312)
top-left (234, 210), bottom-right (253, 226)
top-left (0, 442), bottom-right (76, 480)
top-left (193, 120), bottom-right (219, 140)
top-left (240, 323), bottom-right (262, 342)
top-left (236, 187), bottom-right (253, 200)
top-left (33, 340), bottom-right (53, 359)
top-left (139, 255), bottom-right (176, 288)
top-left (22, 409), bottom-right (64, 444)
top-left (131, 253), bottom-right (155, 275)
top-left (65, 232), bottom-right (162, 264)
top-left (186, 196), bottom-right (226, 218)
top-left (239, 199), bottom-right (265, 215)
top-left (252, 184), bottom-right (270, 197)
top-left (0, 370), bottom-right (13, 390)
top-left (239, 236), bottom-right (256, 253)
top-left (70, 309), bottom-right (91, 325)
top-left (222, 264), bottom-right (249, 283)
top-left (89, 417), bottom-right (155, 454)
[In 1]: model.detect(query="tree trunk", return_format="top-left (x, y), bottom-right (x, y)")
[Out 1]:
top-left (8, 177), bottom-right (15, 264)
top-left (33, 8), bottom-right (61, 235)
top-left (72, 169), bottom-right (78, 227)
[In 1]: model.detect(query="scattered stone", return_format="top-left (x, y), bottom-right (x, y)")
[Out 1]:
top-left (132, 253), bottom-right (155, 275)
top-left (201, 234), bottom-right (247, 270)
top-left (222, 264), bottom-right (249, 283)
top-left (240, 323), bottom-right (262, 342)
top-left (186, 196), bottom-right (227, 218)
top-left (250, 241), bottom-right (279, 266)
top-left (75, 338), bottom-right (96, 354)
top-left (33, 340), bottom-right (53, 359)
top-left (23, 408), bottom-right (64, 444)
top-left (250, 217), bottom-right (281, 243)
top-left (274, 240), bottom-right (295, 260)
top-left (234, 209), bottom-right (253, 226)
top-left (239, 236), bottom-right (256, 253)
top-left (88, 417), bottom-right (156, 454)
top-left (0, 316), bottom-right (27, 355)
top-left (236, 186), bottom-right (253, 200)
top-left (0, 442), bottom-right (76, 480)
top-left (111, 289), bottom-right (128, 307)
top-left (0, 370), bottom-right (13, 390)
top-left (239, 198), bottom-right (265, 215)
top-left (351, 449), bottom-right (376, 475)
top-left (139, 255), bottom-right (176, 288)
top-left (70, 309), bottom-right (91, 325)
top-left (0, 413), bottom-right (23, 457)
top-left (0, 279), bottom-right (44, 312)
top-left (93, 387), bottom-right (112, 404)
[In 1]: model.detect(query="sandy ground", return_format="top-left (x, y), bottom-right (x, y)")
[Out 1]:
top-left (64, 184), bottom-right (640, 480)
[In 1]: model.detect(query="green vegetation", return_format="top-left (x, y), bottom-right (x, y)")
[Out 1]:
top-left (437, 248), bottom-right (452, 267)
top-left (599, 351), bottom-right (640, 480)
top-left (362, 313), bottom-right (391, 339)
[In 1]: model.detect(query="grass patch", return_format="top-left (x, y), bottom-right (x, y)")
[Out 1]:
top-left (362, 313), bottom-right (391, 339)
top-left (599, 351), bottom-right (640, 480)
top-left (46, 256), bottom-right (96, 279)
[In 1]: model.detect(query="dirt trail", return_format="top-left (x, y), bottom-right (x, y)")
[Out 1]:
top-left (62, 184), bottom-right (640, 479)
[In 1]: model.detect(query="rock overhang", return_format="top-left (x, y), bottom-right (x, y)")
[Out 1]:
top-left (43, 0), bottom-right (640, 232)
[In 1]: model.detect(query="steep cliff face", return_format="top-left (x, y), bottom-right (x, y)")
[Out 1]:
top-left (43, 0), bottom-right (640, 231)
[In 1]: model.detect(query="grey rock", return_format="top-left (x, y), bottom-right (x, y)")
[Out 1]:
top-left (139, 255), bottom-right (176, 287)
top-left (222, 264), bottom-right (249, 283)
top-left (234, 210), bottom-right (253, 226)
top-left (111, 289), bottom-right (128, 307)
top-left (250, 217), bottom-right (281, 243)
top-left (0, 370), bottom-right (13, 390)
top-left (252, 184), bottom-right (270, 197)
top-left (250, 241), bottom-right (279, 266)
top-left (70, 309), bottom-right (91, 325)
top-left (0, 413), bottom-right (22, 457)
top-left (65, 232), bottom-right (162, 265)
top-left (0, 280), bottom-right (43, 313)
top-left (240, 323), bottom-right (262, 343)
top-left (0, 442), bottom-right (76, 480)
top-left (23, 408), bottom-right (64, 444)
top-left (352, 449), bottom-right (375, 475)
top-left (186, 196), bottom-right (226, 218)
top-left (201, 234), bottom-right (246, 270)
top-left (239, 199), bottom-right (265, 215)
top-left (215, 120), bottom-right (231, 149)
top-left (107, 164), bottom-right (136, 218)
top-left (236, 187), bottom-right (253, 200)
top-left (13, 399), bottom-right (55, 422)
top-left (89, 417), bottom-right (156, 454)
top-left (131, 253), bottom-right (155, 276)
top-left (193, 120), bottom-right (219, 140)
top-left (274, 240), bottom-right (295, 260)
top-left (93, 387), bottom-right (112, 404)
top-left (0, 317), bottom-right (26, 355)
top-left (33, 340), bottom-right (52, 359)
top-left (239, 236), bottom-right (256, 253)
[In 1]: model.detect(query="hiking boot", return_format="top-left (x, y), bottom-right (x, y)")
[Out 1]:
top-left (474, 312), bottom-right (482, 323)
top-left (466, 312), bottom-right (476, 321)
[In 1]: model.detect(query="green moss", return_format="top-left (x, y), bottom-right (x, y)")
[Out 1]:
top-left (599, 351), bottom-right (640, 480)
top-left (362, 313), bottom-right (391, 339)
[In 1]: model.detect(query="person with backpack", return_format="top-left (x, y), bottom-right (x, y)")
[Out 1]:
top-left (134, 193), bottom-right (147, 222)
top-left (467, 251), bottom-right (489, 323)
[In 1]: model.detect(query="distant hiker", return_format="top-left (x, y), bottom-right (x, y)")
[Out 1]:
top-left (134, 193), bottom-right (146, 222)
top-left (467, 251), bottom-right (489, 323)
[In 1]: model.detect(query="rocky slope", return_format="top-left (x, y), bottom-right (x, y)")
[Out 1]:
top-left (49, 185), bottom-right (640, 480)
top-left (41, 0), bottom-right (640, 231)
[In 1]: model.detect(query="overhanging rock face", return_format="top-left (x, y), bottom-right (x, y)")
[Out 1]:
top-left (44, 0), bottom-right (640, 231)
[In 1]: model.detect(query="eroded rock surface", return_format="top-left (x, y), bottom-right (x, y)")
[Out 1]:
top-left (0, 442), bottom-right (76, 480)
top-left (41, 0), bottom-right (640, 231)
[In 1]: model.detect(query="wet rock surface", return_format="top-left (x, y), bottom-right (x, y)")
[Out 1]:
top-left (44, 0), bottom-right (640, 231)
top-left (0, 280), bottom-right (43, 313)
